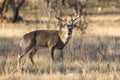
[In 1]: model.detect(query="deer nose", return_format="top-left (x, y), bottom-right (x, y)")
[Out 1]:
top-left (68, 32), bottom-right (71, 35)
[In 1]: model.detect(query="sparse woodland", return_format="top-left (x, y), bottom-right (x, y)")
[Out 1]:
top-left (0, 0), bottom-right (120, 80)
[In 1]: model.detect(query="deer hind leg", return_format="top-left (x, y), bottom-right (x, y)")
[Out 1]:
top-left (29, 48), bottom-right (37, 68)
top-left (17, 50), bottom-right (32, 71)
top-left (18, 47), bottom-right (33, 66)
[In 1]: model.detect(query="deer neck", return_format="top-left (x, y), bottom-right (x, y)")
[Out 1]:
top-left (59, 30), bottom-right (71, 44)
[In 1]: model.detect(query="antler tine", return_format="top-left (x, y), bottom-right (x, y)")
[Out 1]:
top-left (72, 15), bottom-right (80, 22)
top-left (55, 16), bottom-right (66, 24)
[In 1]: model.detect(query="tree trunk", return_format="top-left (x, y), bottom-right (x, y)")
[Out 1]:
top-left (11, 0), bottom-right (25, 22)
top-left (0, 0), bottom-right (25, 22)
top-left (12, 8), bottom-right (19, 22)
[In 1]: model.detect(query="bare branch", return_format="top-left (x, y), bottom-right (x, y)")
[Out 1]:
top-left (0, 0), bottom-right (8, 16)
top-left (17, 0), bottom-right (25, 9)
top-left (77, 0), bottom-right (89, 34)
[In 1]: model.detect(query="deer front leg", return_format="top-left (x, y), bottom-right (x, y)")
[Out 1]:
top-left (49, 47), bottom-right (55, 61)
top-left (49, 47), bottom-right (55, 74)
top-left (60, 49), bottom-right (64, 73)
top-left (60, 49), bottom-right (64, 60)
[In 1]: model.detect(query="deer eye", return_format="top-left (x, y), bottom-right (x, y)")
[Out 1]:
top-left (74, 24), bottom-right (77, 27)
top-left (72, 24), bottom-right (77, 28)
top-left (60, 23), bottom-right (66, 27)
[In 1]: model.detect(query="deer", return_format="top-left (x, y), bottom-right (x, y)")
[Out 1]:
top-left (18, 16), bottom-right (80, 68)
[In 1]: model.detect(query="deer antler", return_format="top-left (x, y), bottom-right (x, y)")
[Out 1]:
top-left (73, 16), bottom-right (80, 22)
top-left (55, 16), bottom-right (66, 24)
top-left (70, 15), bottom-right (80, 23)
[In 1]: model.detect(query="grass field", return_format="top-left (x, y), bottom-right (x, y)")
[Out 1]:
top-left (0, 14), bottom-right (120, 80)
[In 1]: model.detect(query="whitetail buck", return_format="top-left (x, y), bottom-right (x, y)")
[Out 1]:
top-left (18, 16), bottom-right (79, 66)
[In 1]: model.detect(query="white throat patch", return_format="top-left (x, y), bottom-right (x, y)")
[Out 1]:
top-left (60, 29), bottom-right (72, 44)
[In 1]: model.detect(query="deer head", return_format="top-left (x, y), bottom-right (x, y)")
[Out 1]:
top-left (56, 16), bottom-right (79, 43)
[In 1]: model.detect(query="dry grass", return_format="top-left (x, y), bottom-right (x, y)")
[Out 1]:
top-left (87, 15), bottom-right (120, 37)
top-left (0, 56), bottom-right (120, 80)
top-left (0, 14), bottom-right (120, 80)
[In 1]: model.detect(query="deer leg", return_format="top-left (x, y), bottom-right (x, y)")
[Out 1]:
top-left (29, 49), bottom-right (37, 68)
top-left (17, 51), bottom-right (25, 69)
top-left (18, 49), bottom-right (32, 66)
top-left (60, 49), bottom-right (64, 73)
top-left (18, 51), bottom-right (26, 66)
top-left (50, 47), bottom-right (55, 61)
top-left (17, 50), bottom-right (31, 71)
top-left (60, 49), bottom-right (64, 60)
top-left (49, 47), bottom-right (55, 74)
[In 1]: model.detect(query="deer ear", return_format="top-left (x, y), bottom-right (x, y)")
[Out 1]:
top-left (73, 23), bottom-right (78, 28)
top-left (59, 22), bottom-right (66, 28)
